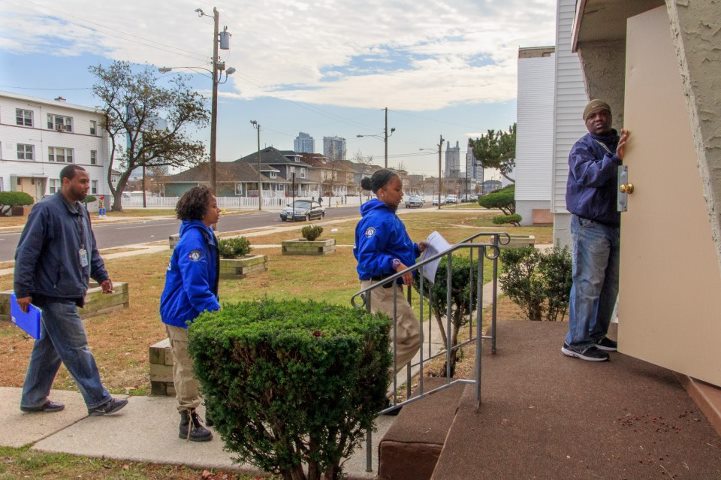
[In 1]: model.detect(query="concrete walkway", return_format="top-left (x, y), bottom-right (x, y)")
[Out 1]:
top-left (0, 387), bottom-right (393, 478)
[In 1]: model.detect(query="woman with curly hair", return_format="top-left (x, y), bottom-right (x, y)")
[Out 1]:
top-left (160, 185), bottom-right (220, 442)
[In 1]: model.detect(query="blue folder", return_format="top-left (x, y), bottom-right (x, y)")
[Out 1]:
top-left (9, 293), bottom-right (42, 339)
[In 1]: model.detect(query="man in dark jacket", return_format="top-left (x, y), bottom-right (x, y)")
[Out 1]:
top-left (562, 100), bottom-right (630, 362)
top-left (14, 165), bottom-right (127, 415)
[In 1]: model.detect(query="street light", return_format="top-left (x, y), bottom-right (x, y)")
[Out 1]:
top-left (250, 120), bottom-right (262, 211)
top-left (420, 135), bottom-right (444, 209)
top-left (356, 107), bottom-right (395, 168)
top-left (194, 6), bottom-right (232, 194)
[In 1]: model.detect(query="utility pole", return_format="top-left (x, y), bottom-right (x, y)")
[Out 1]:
top-left (250, 120), bottom-right (262, 210)
top-left (384, 107), bottom-right (388, 169)
top-left (438, 135), bottom-right (444, 210)
top-left (209, 7), bottom-right (219, 194)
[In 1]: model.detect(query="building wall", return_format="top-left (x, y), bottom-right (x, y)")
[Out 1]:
top-left (445, 141), bottom-right (461, 178)
top-left (551, 0), bottom-right (589, 246)
top-left (0, 93), bottom-right (109, 200)
top-left (294, 132), bottom-right (314, 153)
top-left (516, 48), bottom-right (555, 225)
top-left (323, 136), bottom-right (346, 161)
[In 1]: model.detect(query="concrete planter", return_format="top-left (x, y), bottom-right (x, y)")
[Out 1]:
top-left (282, 238), bottom-right (336, 256)
top-left (219, 254), bottom-right (268, 279)
top-left (501, 235), bottom-right (536, 249)
top-left (0, 281), bottom-right (129, 322)
top-left (149, 338), bottom-right (174, 396)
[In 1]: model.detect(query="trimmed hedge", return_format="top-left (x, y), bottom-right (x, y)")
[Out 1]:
top-left (188, 299), bottom-right (391, 480)
top-left (301, 224), bottom-right (323, 241)
top-left (492, 213), bottom-right (521, 225)
top-left (0, 191), bottom-right (34, 207)
top-left (218, 236), bottom-right (251, 258)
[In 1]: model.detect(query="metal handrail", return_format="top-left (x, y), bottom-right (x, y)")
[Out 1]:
top-left (352, 231), bottom-right (510, 472)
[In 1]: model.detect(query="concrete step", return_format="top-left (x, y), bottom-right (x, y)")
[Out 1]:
top-left (378, 378), bottom-right (464, 480)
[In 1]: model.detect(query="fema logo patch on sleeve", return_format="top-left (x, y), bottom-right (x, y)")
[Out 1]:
top-left (364, 227), bottom-right (376, 238)
top-left (188, 250), bottom-right (202, 262)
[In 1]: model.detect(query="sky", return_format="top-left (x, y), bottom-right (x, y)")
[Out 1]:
top-left (0, 0), bottom-right (557, 178)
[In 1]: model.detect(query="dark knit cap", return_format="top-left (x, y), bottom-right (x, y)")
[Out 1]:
top-left (583, 99), bottom-right (611, 120)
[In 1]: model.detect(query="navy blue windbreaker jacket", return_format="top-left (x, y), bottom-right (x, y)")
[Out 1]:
top-left (14, 193), bottom-right (108, 303)
top-left (354, 199), bottom-right (420, 280)
top-left (565, 130), bottom-right (621, 226)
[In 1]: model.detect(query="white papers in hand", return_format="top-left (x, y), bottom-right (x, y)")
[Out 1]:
top-left (418, 231), bottom-right (452, 284)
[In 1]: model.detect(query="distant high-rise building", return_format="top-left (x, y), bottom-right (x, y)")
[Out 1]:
top-left (445, 141), bottom-right (461, 178)
top-left (294, 132), bottom-right (315, 153)
top-left (465, 146), bottom-right (484, 182)
top-left (323, 136), bottom-right (346, 161)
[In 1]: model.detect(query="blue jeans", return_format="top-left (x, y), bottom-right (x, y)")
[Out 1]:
top-left (565, 215), bottom-right (620, 347)
top-left (20, 298), bottom-right (111, 410)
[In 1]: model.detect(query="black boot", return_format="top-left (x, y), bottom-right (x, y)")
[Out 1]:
top-left (179, 409), bottom-right (213, 442)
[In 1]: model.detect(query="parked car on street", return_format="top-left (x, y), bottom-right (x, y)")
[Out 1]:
top-left (460, 194), bottom-right (479, 202)
top-left (432, 197), bottom-right (440, 206)
top-left (444, 194), bottom-right (459, 204)
top-left (280, 200), bottom-right (325, 222)
top-left (405, 195), bottom-right (425, 208)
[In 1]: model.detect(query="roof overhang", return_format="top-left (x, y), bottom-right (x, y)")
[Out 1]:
top-left (571, 0), bottom-right (665, 52)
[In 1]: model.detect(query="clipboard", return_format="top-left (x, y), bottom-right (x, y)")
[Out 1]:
top-left (9, 293), bottom-right (42, 339)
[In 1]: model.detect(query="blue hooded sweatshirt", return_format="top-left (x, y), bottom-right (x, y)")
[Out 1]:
top-left (160, 220), bottom-right (220, 328)
top-left (354, 199), bottom-right (420, 280)
top-left (565, 130), bottom-right (621, 226)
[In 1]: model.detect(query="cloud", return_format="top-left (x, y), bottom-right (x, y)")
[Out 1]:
top-left (0, 0), bottom-right (556, 110)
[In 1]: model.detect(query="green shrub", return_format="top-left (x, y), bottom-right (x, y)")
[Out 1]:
top-left (492, 213), bottom-right (521, 225)
top-left (478, 184), bottom-right (515, 215)
top-left (188, 299), bottom-right (391, 480)
top-left (218, 236), bottom-right (251, 258)
top-left (414, 256), bottom-right (480, 376)
top-left (0, 191), bottom-right (34, 207)
top-left (499, 246), bottom-right (572, 321)
top-left (301, 224), bottom-right (323, 241)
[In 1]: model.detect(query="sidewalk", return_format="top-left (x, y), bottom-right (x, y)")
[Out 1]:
top-left (0, 387), bottom-right (392, 478)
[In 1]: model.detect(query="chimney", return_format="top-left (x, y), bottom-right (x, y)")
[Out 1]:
top-left (54, 96), bottom-right (66, 102)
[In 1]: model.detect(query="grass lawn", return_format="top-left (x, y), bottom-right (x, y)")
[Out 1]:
top-left (0, 209), bottom-right (553, 478)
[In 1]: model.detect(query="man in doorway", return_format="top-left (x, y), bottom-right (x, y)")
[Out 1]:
top-left (14, 165), bottom-right (128, 415)
top-left (562, 99), bottom-right (630, 362)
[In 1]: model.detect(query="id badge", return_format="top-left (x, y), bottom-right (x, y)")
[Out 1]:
top-left (79, 248), bottom-right (89, 268)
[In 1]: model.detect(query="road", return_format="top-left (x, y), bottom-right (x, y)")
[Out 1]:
top-left (0, 205), bottom-right (362, 262)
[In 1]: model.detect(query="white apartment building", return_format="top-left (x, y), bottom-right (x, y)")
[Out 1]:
top-left (0, 91), bottom-right (110, 201)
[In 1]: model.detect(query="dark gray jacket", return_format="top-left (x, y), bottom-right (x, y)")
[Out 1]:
top-left (14, 193), bottom-right (108, 303)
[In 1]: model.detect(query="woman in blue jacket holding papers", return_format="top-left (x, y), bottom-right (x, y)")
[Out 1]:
top-left (160, 186), bottom-right (220, 443)
top-left (354, 169), bottom-right (426, 374)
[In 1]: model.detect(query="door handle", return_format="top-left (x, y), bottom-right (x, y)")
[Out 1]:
top-left (620, 183), bottom-right (634, 194)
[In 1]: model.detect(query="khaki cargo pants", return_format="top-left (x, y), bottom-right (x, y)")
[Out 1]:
top-left (361, 281), bottom-right (421, 372)
top-left (166, 325), bottom-right (201, 412)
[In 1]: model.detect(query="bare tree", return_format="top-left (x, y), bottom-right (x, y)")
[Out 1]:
top-left (90, 61), bottom-right (209, 211)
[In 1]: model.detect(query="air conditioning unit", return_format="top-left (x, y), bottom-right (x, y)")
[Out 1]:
top-left (55, 124), bottom-right (63, 132)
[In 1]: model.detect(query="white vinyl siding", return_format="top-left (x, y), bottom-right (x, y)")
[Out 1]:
top-left (551, 0), bottom-right (589, 214)
top-left (516, 52), bottom-right (555, 203)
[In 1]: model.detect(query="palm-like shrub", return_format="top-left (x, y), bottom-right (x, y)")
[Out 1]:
top-left (301, 224), bottom-right (323, 241)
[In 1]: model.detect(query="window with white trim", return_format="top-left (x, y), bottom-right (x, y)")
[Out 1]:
top-left (16, 109), bottom-right (33, 127)
top-left (47, 114), bottom-right (73, 132)
top-left (90, 150), bottom-right (97, 165)
top-left (269, 171), bottom-right (277, 179)
top-left (299, 168), bottom-right (306, 179)
top-left (90, 120), bottom-right (97, 135)
top-left (17, 144), bottom-right (34, 161)
top-left (234, 183), bottom-right (245, 195)
top-left (48, 179), bottom-right (60, 194)
top-left (48, 146), bottom-right (74, 163)
top-left (91, 180), bottom-right (98, 194)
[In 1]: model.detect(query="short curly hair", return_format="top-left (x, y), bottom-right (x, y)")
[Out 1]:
top-left (176, 185), bottom-right (213, 221)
